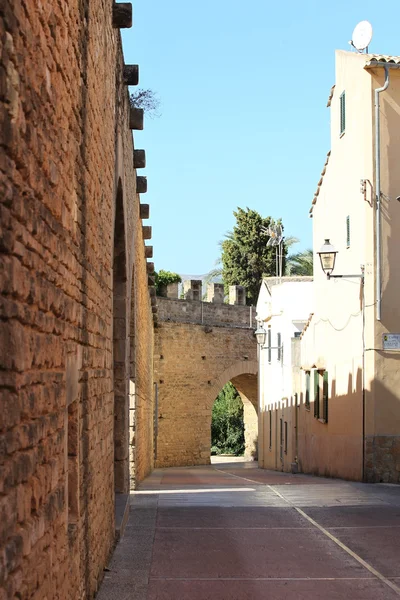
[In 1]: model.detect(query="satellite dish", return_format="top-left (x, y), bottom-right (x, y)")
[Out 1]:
top-left (350, 20), bottom-right (373, 52)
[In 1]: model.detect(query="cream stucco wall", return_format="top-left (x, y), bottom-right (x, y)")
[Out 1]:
top-left (300, 51), bottom-right (400, 482)
top-left (256, 278), bottom-right (313, 472)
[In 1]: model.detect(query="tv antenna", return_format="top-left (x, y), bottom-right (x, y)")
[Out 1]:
top-left (349, 21), bottom-right (373, 53)
top-left (261, 224), bottom-right (284, 280)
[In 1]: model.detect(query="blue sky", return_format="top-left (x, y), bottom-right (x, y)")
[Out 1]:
top-left (121, 1), bottom-right (399, 275)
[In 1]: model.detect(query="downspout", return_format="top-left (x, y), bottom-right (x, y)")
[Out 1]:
top-left (257, 342), bottom-right (264, 467)
top-left (374, 66), bottom-right (389, 321)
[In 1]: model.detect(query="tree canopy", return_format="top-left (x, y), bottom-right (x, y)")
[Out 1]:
top-left (155, 270), bottom-right (181, 296)
top-left (221, 207), bottom-right (287, 305)
top-left (211, 383), bottom-right (244, 456)
top-left (285, 248), bottom-right (313, 276)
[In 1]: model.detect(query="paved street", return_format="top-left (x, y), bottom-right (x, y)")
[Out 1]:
top-left (97, 461), bottom-right (400, 600)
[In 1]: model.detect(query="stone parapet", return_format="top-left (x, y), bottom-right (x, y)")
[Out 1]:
top-left (157, 297), bottom-right (257, 329)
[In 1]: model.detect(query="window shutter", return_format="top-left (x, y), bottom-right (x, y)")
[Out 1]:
top-left (305, 371), bottom-right (310, 408)
top-left (277, 333), bottom-right (281, 361)
top-left (340, 92), bottom-right (346, 135)
top-left (323, 371), bottom-right (329, 422)
top-left (314, 370), bottom-right (320, 418)
top-left (346, 216), bottom-right (350, 247)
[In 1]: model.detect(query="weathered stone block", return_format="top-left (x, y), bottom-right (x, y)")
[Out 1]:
top-left (137, 176), bottom-right (147, 194)
top-left (112, 3), bottom-right (133, 28)
top-left (142, 225), bottom-right (151, 240)
top-left (134, 149), bottom-right (146, 169)
top-left (123, 64), bottom-right (139, 85)
top-left (140, 203), bottom-right (150, 219)
top-left (129, 108), bottom-right (144, 130)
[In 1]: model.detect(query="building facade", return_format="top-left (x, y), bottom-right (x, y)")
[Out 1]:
top-left (1, 2), bottom-right (155, 599)
top-left (256, 278), bottom-right (313, 472)
top-left (260, 50), bottom-right (400, 483)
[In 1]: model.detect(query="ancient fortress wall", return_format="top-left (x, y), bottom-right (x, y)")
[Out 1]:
top-left (154, 296), bottom-right (258, 467)
top-left (0, 2), bottom-right (154, 598)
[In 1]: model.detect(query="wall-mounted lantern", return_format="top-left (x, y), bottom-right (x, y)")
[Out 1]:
top-left (317, 239), bottom-right (364, 281)
top-left (317, 239), bottom-right (338, 278)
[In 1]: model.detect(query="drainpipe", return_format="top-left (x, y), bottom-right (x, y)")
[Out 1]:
top-left (374, 65), bottom-right (389, 321)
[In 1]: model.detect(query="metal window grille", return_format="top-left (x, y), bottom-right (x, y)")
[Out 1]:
top-left (340, 91), bottom-right (346, 135)
top-left (277, 332), bottom-right (282, 361)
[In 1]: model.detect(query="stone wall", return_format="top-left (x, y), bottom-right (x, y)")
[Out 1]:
top-left (0, 2), bottom-right (154, 599)
top-left (154, 313), bottom-right (257, 467)
top-left (157, 297), bottom-right (256, 328)
top-left (365, 437), bottom-right (400, 484)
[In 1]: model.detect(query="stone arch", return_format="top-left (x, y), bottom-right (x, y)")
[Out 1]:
top-left (206, 360), bottom-right (258, 410)
top-left (208, 360), bottom-right (258, 461)
top-left (113, 179), bottom-right (129, 494)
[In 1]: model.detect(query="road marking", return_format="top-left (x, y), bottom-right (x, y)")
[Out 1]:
top-left (150, 576), bottom-right (376, 581)
top-left (269, 485), bottom-right (400, 597)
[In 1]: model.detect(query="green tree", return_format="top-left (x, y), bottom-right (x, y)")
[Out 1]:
top-left (155, 270), bottom-right (181, 296)
top-left (221, 207), bottom-right (287, 305)
top-left (286, 249), bottom-right (313, 276)
top-left (211, 383), bottom-right (244, 456)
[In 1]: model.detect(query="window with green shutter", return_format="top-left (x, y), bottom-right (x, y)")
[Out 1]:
top-left (346, 216), bottom-right (350, 248)
top-left (340, 91), bottom-right (346, 135)
top-left (314, 370), bottom-right (320, 418)
top-left (305, 371), bottom-right (311, 410)
top-left (322, 371), bottom-right (329, 423)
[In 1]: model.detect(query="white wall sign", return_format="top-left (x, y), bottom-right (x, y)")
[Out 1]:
top-left (382, 334), bottom-right (400, 350)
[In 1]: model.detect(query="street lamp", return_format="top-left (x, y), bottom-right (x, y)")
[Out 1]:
top-left (317, 239), bottom-right (338, 278)
top-left (317, 239), bottom-right (364, 281)
top-left (255, 324), bottom-right (267, 347)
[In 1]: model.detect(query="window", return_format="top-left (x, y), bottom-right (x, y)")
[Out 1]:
top-left (267, 328), bottom-right (272, 363)
top-left (340, 91), bottom-right (346, 135)
top-left (313, 370), bottom-right (329, 422)
top-left (305, 371), bottom-right (311, 410)
top-left (277, 332), bottom-right (282, 361)
top-left (279, 418), bottom-right (283, 460)
top-left (346, 215), bottom-right (351, 248)
top-left (313, 370), bottom-right (320, 418)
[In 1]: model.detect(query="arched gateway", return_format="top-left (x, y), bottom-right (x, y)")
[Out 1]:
top-left (154, 290), bottom-right (258, 467)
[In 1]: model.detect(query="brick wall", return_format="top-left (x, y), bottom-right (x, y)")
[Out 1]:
top-left (154, 318), bottom-right (257, 468)
top-left (0, 1), bottom-right (154, 598)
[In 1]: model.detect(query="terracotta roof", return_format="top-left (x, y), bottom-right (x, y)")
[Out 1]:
top-left (309, 151), bottom-right (331, 217)
top-left (326, 84), bottom-right (335, 107)
top-left (300, 312), bottom-right (314, 340)
top-left (365, 55), bottom-right (400, 68)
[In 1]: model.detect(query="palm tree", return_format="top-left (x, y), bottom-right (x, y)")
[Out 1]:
top-left (285, 248), bottom-right (313, 276)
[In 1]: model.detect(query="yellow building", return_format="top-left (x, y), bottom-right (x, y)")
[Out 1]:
top-left (259, 50), bottom-right (400, 482)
